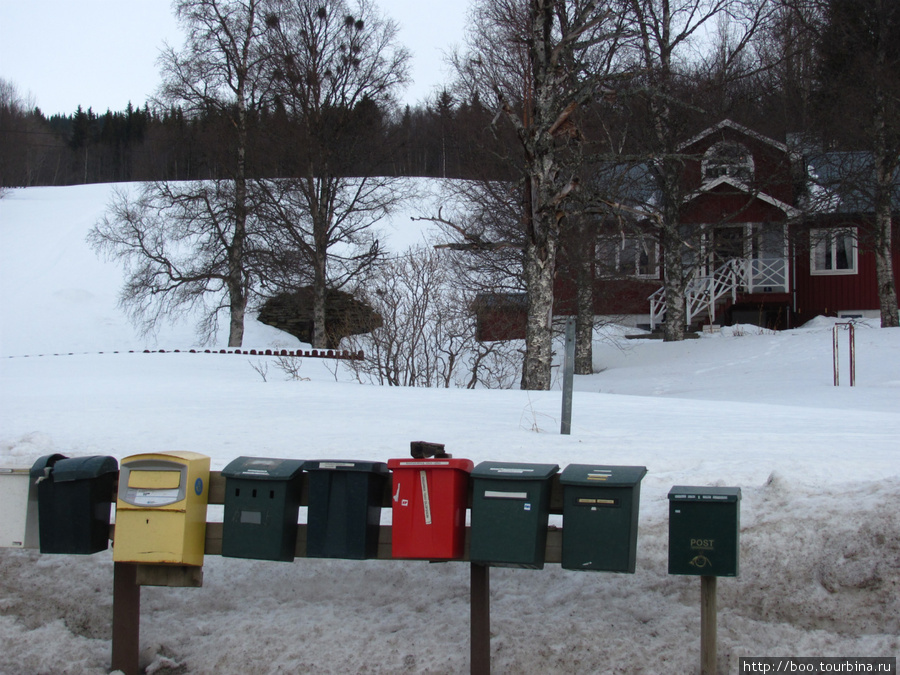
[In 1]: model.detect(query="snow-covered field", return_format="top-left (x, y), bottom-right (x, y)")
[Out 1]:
top-left (1, 184), bottom-right (898, 674)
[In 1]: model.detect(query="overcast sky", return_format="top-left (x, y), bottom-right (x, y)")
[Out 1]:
top-left (0, 0), bottom-right (468, 117)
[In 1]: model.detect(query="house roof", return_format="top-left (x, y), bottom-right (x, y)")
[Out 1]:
top-left (804, 151), bottom-right (900, 214)
top-left (678, 119), bottom-right (795, 158)
top-left (682, 176), bottom-right (801, 219)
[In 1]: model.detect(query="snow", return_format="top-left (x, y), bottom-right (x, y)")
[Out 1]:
top-left (1, 183), bottom-right (899, 674)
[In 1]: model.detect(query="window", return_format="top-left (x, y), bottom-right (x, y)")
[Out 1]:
top-left (597, 234), bottom-right (659, 278)
top-left (810, 228), bottom-right (857, 275)
top-left (702, 141), bottom-right (754, 183)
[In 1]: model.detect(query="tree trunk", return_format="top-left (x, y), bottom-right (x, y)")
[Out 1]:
top-left (573, 220), bottom-right (594, 374)
top-left (662, 232), bottom-right (687, 342)
top-left (313, 251), bottom-right (328, 349)
top-left (872, 91), bottom-right (900, 328)
top-left (873, 199), bottom-right (899, 328)
top-left (521, 237), bottom-right (556, 390)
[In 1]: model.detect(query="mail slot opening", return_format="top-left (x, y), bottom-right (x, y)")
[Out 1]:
top-left (576, 497), bottom-right (619, 507)
top-left (128, 470), bottom-right (180, 490)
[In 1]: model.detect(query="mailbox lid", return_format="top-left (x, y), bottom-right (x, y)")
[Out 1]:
top-left (560, 464), bottom-right (647, 487)
top-left (48, 455), bottom-right (118, 482)
top-left (222, 456), bottom-right (305, 481)
top-left (304, 460), bottom-right (388, 475)
top-left (29, 453), bottom-right (68, 482)
top-left (668, 486), bottom-right (741, 502)
top-left (472, 461), bottom-right (559, 481)
top-left (387, 458), bottom-right (474, 472)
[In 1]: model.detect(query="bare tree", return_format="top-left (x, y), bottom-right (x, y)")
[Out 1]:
top-left (343, 244), bottom-right (521, 388)
top-left (89, 181), bottom-right (268, 343)
top-left (260, 0), bottom-right (411, 349)
top-left (441, 0), bottom-right (627, 389)
top-left (125, 0), bottom-right (274, 346)
top-left (812, 0), bottom-right (899, 327)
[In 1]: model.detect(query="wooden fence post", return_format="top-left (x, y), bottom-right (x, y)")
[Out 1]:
top-left (111, 562), bottom-right (141, 675)
top-left (701, 575), bottom-right (717, 675)
top-left (471, 563), bottom-right (491, 675)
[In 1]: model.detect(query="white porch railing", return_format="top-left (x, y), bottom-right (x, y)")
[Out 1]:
top-left (649, 257), bottom-right (788, 330)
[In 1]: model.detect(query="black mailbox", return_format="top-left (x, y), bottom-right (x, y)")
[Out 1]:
top-left (30, 454), bottom-right (118, 554)
top-left (668, 486), bottom-right (741, 577)
top-left (221, 457), bottom-right (305, 562)
top-left (559, 464), bottom-right (647, 573)
top-left (303, 460), bottom-right (389, 560)
top-left (469, 461), bottom-right (559, 569)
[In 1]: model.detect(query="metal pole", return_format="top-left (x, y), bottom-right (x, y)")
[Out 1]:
top-left (471, 563), bottom-right (491, 675)
top-left (833, 326), bottom-right (840, 386)
top-left (849, 324), bottom-right (856, 386)
top-left (561, 317), bottom-right (576, 435)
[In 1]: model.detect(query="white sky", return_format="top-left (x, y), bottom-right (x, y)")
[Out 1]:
top-left (0, 0), bottom-right (468, 117)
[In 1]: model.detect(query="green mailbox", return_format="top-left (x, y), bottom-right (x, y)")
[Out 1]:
top-left (303, 460), bottom-right (389, 560)
top-left (30, 454), bottom-right (118, 555)
top-left (221, 456), bottom-right (305, 562)
top-left (668, 486), bottom-right (741, 577)
top-left (559, 464), bottom-right (647, 573)
top-left (469, 461), bottom-right (559, 569)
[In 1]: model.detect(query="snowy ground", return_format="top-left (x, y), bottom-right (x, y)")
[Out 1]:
top-left (1, 184), bottom-right (898, 674)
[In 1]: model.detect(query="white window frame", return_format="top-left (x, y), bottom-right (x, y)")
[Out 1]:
top-left (598, 233), bottom-right (659, 279)
top-left (810, 227), bottom-right (858, 276)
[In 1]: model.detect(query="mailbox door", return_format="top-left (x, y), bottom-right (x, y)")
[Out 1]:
top-left (668, 486), bottom-right (741, 577)
top-left (559, 465), bottom-right (647, 573)
top-left (305, 462), bottom-right (388, 560)
top-left (469, 462), bottom-right (558, 569)
top-left (388, 458), bottom-right (473, 560)
top-left (561, 484), bottom-right (641, 572)
top-left (221, 457), bottom-right (304, 562)
top-left (0, 469), bottom-right (39, 548)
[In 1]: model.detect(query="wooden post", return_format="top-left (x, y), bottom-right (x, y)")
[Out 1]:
top-left (700, 575), bottom-right (717, 675)
top-left (111, 562), bottom-right (141, 675)
top-left (471, 563), bottom-right (491, 675)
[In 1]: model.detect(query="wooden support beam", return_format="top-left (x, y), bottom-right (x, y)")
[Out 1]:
top-left (111, 562), bottom-right (140, 675)
top-left (701, 575), bottom-right (717, 675)
top-left (471, 563), bottom-right (491, 675)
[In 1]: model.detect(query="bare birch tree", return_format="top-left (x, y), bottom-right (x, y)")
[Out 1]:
top-left (91, 0), bottom-right (274, 346)
top-left (259, 0), bottom-right (411, 348)
top-left (445, 0), bottom-right (627, 389)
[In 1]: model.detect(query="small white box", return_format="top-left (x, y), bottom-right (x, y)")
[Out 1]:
top-left (0, 468), bottom-right (39, 548)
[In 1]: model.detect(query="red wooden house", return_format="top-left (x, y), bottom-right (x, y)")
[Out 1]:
top-left (475, 120), bottom-right (900, 339)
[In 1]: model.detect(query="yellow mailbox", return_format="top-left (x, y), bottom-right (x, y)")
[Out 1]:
top-left (113, 452), bottom-right (210, 566)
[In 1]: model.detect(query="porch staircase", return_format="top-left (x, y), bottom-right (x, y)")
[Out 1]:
top-left (649, 259), bottom-right (748, 331)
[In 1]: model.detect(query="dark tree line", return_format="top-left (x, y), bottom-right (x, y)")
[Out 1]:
top-left (1, 83), bottom-right (517, 188)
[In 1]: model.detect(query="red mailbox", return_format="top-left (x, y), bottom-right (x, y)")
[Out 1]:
top-left (387, 457), bottom-right (473, 560)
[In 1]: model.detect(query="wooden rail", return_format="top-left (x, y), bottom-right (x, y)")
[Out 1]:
top-left (110, 471), bottom-right (570, 675)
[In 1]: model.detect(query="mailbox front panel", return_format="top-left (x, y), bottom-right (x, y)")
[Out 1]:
top-left (388, 459), bottom-right (472, 560)
top-left (470, 476), bottom-right (554, 569)
top-left (114, 452), bottom-right (210, 565)
top-left (668, 487), bottom-right (741, 577)
top-left (305, 468), bottom-right (387, 560)
top-left (561, 483), bottom-right (641, 572)
top-left (0, 469), bottom-right (39, 549)
top-left (222, 479), bottom-right (300, 562)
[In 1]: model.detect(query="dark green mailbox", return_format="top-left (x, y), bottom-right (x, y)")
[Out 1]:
top-left (559, 464), bottom-right (647, 573)
top-left (221, 456), bottom-right (305, 562)
top-left (30, 454), bottom-right (118, 554)
top-left (469, 461), bottom-right (559, 569)
top-left (304, 460), bottom-right (389, 560)
top-left (668, 486), bottom-right (741, 577)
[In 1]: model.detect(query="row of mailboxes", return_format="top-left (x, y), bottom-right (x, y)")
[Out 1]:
top-left (6, 453), bottom-right (741, 577)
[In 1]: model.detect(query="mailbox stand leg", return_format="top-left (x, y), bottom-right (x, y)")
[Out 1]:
top-left (701, 575), bottom-right (717, 675)
top-left (112, 562), bottom-right (141, 675)
top-left (471, 563), bottom-right (491, 675)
